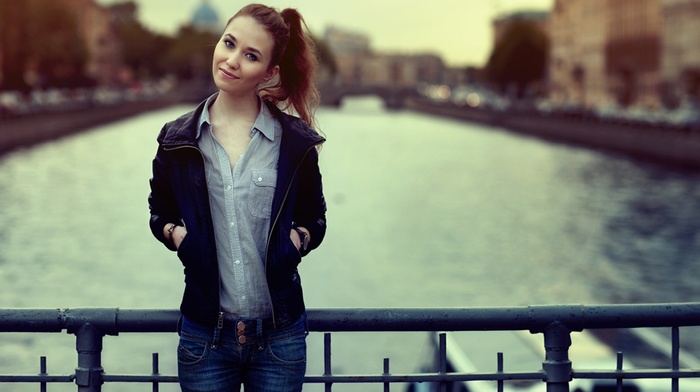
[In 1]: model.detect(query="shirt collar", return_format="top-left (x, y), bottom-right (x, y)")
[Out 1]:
top-left (197, 93), bottom-right (277, 142)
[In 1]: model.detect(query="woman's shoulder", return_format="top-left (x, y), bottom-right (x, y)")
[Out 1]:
top-left (157, 101), bottom-right (208, 145)
top-left (264, 101), bottom-right (323, 143)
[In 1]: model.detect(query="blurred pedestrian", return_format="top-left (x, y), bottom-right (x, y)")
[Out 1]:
top-left (147, 3), bottom-right (326, 391)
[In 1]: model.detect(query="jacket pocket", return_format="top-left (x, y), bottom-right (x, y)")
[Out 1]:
top-left (248, 169), bottom-right (277, 219)
top-left (176, 231), bottom-right (193, 267)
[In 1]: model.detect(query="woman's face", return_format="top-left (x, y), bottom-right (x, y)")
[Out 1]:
top-left (212, 15), bottom-right (278, 97)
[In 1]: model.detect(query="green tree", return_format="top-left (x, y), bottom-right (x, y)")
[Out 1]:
top-left (109, 1), bottom-right (173, 80)
top-left (118, 21), bottom-right (173, 79)
top-left (486, 20), bottom-right (548, 98)
top-left (29, 1), bottom-right (89, 87)
top-left (163, 26), bottom-right (219, 80)
top-left (0, 0), bottom-right (88, 90)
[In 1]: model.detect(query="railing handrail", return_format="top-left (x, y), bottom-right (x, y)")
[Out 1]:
top-left (2, 303), bottom-right (700, 392)
top-left (2, 302), bottom-right (700, 334)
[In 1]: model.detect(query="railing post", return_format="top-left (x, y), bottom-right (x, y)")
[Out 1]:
top-left (541, 321), bottom-right (572, 392)
top-left (74, 324), bottom-right (104, 392)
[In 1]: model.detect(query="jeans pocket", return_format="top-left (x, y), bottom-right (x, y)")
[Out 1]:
top-left (267, 330), bottom-right (307, 364)
top-left (177, 334), bottom-right (209, 367)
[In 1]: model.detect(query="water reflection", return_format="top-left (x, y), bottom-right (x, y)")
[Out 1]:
top-left (569, 157), bottom-right (700, 303)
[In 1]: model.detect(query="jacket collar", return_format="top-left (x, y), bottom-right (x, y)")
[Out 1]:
top-left (159, 97), bottom-right (325, 150)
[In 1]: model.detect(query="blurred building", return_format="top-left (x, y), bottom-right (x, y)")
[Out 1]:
top-left (549, 0), bottom-right (608, 108)
top-left (192, 0), bottom-right (222, 33)
top-left (323, 27), bottom-right (370, 86)
top-left (60, 0), bottom-right (122, 87)
top-left (323, 26), bottom-right (444, 88)
top-left (606, 0), bottom-right (662, 107)
top-left (549, 0), bottom-right (700, 109)
top-left (661, 0), bottom-right (700, 106)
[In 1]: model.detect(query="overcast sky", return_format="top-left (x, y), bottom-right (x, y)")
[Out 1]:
top-left (96, 0), bottom-right (554, 67)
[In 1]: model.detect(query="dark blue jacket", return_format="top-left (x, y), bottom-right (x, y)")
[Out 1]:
top-left (148, 99), bottom-right (326, 328)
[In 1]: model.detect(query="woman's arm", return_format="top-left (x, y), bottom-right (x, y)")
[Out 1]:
top-left (148, 145), bottom-right (183, 251)
top-left (292, 147), bottom-right (327, 256)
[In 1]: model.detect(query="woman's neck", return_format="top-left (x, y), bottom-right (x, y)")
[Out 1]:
top-left (210, 90), bottom-right (260, 127)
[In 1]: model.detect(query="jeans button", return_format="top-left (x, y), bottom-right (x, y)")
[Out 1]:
top-left (238, 335), bottom-right (247, 344)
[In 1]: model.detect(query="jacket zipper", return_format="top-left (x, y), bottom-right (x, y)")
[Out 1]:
top-left (265, 142), bottom-right (323, 328)
top-left (164, 143), bottom-right (226, 331)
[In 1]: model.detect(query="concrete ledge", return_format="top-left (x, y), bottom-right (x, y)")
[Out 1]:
top-left (406, 98), bottom-right (700, 169)
top-left (0, 99), bottom-right (175, 155)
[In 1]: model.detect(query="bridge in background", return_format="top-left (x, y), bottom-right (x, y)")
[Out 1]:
top-left (319, 84), bottom-right (420, 109)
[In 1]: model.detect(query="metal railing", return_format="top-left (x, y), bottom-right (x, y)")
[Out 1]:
top-left (1, 303), bottom-right (700, 391)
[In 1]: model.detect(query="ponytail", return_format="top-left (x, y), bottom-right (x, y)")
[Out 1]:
top-left (232, 4), bottom-right (319, 128)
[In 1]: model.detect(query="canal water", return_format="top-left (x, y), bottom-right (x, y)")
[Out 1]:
top-left (1, 97), bottom-right (699, 391)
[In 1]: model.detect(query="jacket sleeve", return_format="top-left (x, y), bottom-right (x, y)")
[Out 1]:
top-left (148, 137), bottom-right (182, 252)
top-left (293, 145), bottom-right (327, 256)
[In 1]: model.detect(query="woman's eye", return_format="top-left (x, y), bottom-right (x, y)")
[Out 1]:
top-left (246, 53), bottom-right (258, 61)
top-left (224, 40), bottom-right (233, 48)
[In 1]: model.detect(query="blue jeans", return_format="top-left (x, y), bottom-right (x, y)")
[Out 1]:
top-left (177, 313), bottom-right (308, 392)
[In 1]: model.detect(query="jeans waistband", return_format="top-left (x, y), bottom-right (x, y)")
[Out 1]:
top-left (180, 314), bottom-right (305, 348)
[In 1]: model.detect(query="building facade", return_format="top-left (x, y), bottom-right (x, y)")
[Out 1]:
top-left (548, 0), bottom-right (608, 108)
top-left (548, 0), bottom-right (700, 109)
top-left (661, 0), bottom-right (700, 106)
top-left (323, 26), bottom-right (444, 88)
top-left (61, 0), bottom-right (122, 87)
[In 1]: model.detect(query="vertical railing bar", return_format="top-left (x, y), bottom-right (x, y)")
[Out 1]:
top-left (152, 353), bottom-right (159, 392)
top-left (40, 356), bottom-right (47, 392)
top-left (672, 326), bottom-right (680, 392)
top-left (497, 352), bottom-right (504, 392)
top-left (383, 358), bottom-right (390, 392)
top-left (75, 324), bottom-right (104, 392)
top-left (541, 322), bottom-right (572, 392)
top-left (616, 352), bottom-right (623, 392)
top-left (438, 333), bottom-right (447, 392)
top-left (324, 333), bottom-right (332, 392)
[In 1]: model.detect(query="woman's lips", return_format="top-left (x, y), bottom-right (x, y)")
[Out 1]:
top-left (220, 68), bottom-right (239, 79)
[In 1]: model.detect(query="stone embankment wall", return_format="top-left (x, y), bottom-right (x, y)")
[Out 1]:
top-left (0, 99), bottom-right (174, 155)
top-left (3, 93), bottom-right (698, 170)
top-left (406, 98), bottom-right (700, 169)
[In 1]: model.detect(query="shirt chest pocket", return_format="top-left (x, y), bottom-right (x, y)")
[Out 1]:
top-left (248, 169), bottom-right (277, 219)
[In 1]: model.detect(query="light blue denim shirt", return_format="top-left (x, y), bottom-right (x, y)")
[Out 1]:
top-left (197, 93), bottom-right (282, 319)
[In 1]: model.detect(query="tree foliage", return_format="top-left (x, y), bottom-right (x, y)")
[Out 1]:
top-left (0, 0), bottom-right (88, 90)
top-left (163, 26), bottom-right (219, 80)
top-left (486, 20), bottom-right (548, 97)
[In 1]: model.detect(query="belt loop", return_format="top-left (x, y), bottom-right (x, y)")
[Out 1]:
top-left (212, 312), bottom-right (224, 349)
top-left (257, 318), bottom-right (263, 337)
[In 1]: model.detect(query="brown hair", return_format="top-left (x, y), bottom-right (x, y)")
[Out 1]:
top-left (229, 4), bottom-right (319, 128)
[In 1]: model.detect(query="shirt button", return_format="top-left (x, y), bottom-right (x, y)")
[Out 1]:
top-left (229, 221), bottom-right (235, 228)
top-left (241, 295), bottom-right (247, 300)
top-left (225, 185), bottom-right (232, 191)
top-left (257, 176), bottom-right (263, 182)
top-left (235, 260), bottom-right (241, 265)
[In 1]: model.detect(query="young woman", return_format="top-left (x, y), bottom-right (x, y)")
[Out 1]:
top-left (147, 4), bottom-right (326, 391)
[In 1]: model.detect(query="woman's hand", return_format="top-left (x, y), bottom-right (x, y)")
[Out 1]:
top-left (163, 224), bottom-right (188, 250)
top-left (172, 226), bottom-right (187, 249)
top-left (290, 226), bottom-right (310, 251)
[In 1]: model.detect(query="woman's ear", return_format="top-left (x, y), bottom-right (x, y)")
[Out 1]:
top-left (263, 65), bottom-right (280, 83)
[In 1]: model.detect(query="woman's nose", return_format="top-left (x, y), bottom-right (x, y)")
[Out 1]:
top-left (226, 55), bottom-right (239, 70)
